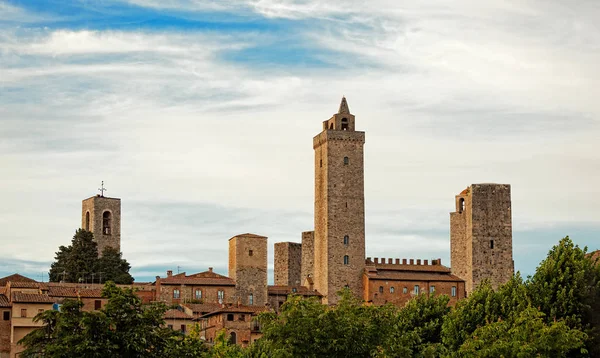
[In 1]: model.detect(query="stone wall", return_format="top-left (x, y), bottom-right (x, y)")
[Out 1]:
top-left (300, 231), bottom-right (314, 286)
top-left (274, 242), bottom-right (302, 286)
top-left (313, 108), bottom-right (366, 304)
top-left (229, 234), bottom-right (268, 306)
top-left (450, 184), bottom-right (514, 294)
top-left (81, 195), bottom-right (121, 255)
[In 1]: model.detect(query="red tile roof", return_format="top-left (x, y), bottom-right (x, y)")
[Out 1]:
top-left (268, 286), bottom-right (323, 297)
top-left (588, 250), bottom-right (600, 262)
top-left (181, 303), bottom-right (223, 314)
top-left (229, 233), bottom-right (267, 239)
top-left (0, 274), bottom-right (36, 286)
top-left (9, 281), bottom-right (47, 289)
top-left (197, 305), bottom-right (268, 319)
top-left (48, 287), bottom-right (103, 298)
top-left (0, 295), bottom-right (10, 307)
top-left (158, 270), bottom-right (235, 286)
top-left (12, 292), bottom-right (55, 303)
top-left (164, 309), bottom-right (194, 320)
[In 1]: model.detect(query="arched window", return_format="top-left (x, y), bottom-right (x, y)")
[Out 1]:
top-left (341, 118), bottom-right (348, 130)
top-left (390, 287), bottom-right (395, 293)
top-left (229, 332), bottom-right (237, 345)
top-left (343, 255), bottom-right (349, 265)
top-left (344, 156), bottom-right (349, 165)
top-left (85, 212), bottom-right (90, 231)
top-left (102, 211), bottom-right (111, 235)
top-left (403, 287), bottom-right (408, 294)
top-left (458, 198), bottom-right (465, 213)
top-left (329, 123), bottom-right (334, 129)
top-left (379, 286), bottom-right (383, 294)
top-left (343, 235), bottom-right (349, 246)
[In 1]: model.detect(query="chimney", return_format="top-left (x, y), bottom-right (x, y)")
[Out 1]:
top-left (208, 267), bottom-right (213, 273)
top-left (155, 276), bottom-right (160, 281)
top-left (167, 270), bottom-right (173, 277)
top-left (437, 258), bottom-right (442, 265)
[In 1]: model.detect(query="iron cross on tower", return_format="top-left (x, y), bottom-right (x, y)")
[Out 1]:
top-left (98, 181), bottom-right (107, 197)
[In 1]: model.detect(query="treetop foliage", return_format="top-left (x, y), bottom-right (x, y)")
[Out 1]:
top-left (49, 229), bottom-right (133, 284)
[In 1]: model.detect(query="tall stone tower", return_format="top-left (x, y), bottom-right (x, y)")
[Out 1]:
top-left (82, 194), bottom-right (121, 255)
top-left (450, 184), bottom-right (514, 294)
top-left (228, 233), bottom-right (268, 306)
top-left (313, 97), bottom-right (366, 304)
top-left (274, 242), bottom-right (302, 286)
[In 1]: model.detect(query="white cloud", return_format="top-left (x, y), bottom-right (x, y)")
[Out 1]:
top-left (1, 1), bottom-right (599, 280)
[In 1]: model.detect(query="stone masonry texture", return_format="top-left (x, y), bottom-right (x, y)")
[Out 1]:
top-left (228, 234), bottom-right (268, 306)
top-left (313, 100), bottom-right (366, 304)
top-left (81, 195), bottom-right (121, 256)
top-left (450, 184), bottom-right (514, 294)
top-left (300, 231), bottom-right (314, 286)
top-left (274, 242), bottom-right (302, 286)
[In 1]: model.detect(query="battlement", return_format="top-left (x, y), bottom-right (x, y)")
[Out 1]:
top-left (366, 257), bottom-right (443, 266)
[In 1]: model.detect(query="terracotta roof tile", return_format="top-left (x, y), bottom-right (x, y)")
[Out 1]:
top-left (268, 286), bottom-right (323, 297)
top-left (9, 281), bottom-right (46, 289)
top-left (12, 292), bottom-right (55, 303)
top-left (0, 295), bottom-right (10, 307)
top-left (197, 305), bottom-right (268, 319)
top-left (0, 274), bottom-right (36, 286)
top-left (48, 287), bottom-right (103, 298)
top-left (229, 233), bottom-right (267, 240)
top-left (181, 303), bottom-right (223, 314)
top-left (164, 309), bottom-right (194, 320)
top-left (158, 271), bottom-right (235, 286)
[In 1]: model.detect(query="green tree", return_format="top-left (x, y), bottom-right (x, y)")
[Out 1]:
top-left (95, 247), bottom-right (134, 284)
top-left (381, 293), bottom-right (451, 357)
top-left (19, 282), bottom-right (205, 357)
top-left (48, 229), bottom-right (133, 284)
top-left (251, 289), bottom-right (397, 358)
top-left (527, 236), bottom-right (600, 356)
top-left (458, 307), bottom-right (587, 357)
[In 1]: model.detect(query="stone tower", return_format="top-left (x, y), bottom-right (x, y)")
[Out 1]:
top-left (274, 242), bottom-right (302, 286)
top-left (313, 97), bottom-right (366, 304)
top-left (228, 233), bottom-right (268, 306)
top-left (450, 184), bottom-right (514, 294)
top-left (81, 194), bottom-right (121, 255)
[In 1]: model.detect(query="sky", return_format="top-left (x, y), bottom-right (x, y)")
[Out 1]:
top-left (1, 0), bottom-right (599, 283)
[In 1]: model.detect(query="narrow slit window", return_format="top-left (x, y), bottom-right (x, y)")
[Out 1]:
top-left (390, 287), bottom-right (395, 293)
top-left (344, 156), bottom-right (349, 165)
top-left (102, 211), bottom-right (111, 235)
top-left (490, 240), bottom-right (494, 249)
top-left (451, 286), bottom-right (457, 297)
top-left (344, 255), bottom-right (349, 265)
top-left (343, 235), bottom-right (349, 246)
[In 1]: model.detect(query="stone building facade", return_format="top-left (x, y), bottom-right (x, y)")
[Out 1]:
top-left (197, 305), bottom-right (266, 347)
top-left (312, 97), bottom-right (366, 304)
top-left (363, 258), bottom-right (466, 307)
top-left (81, 194), bottom-right (121, 255)
top-left (228, 234), bottom-right (268, 306)
top-left (154, 268), bottom-right (236, 305)
top-left (274, 242), bottom-right (302, 286)
top-left (450, 184), bottom-right (514, 293)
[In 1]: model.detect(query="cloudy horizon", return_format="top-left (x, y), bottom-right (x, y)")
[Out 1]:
top-left (1, 0), bottom-right (599, 283)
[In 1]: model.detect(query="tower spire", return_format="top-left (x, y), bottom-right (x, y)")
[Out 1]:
top-left (338, 96), bottom-right (350, 114)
